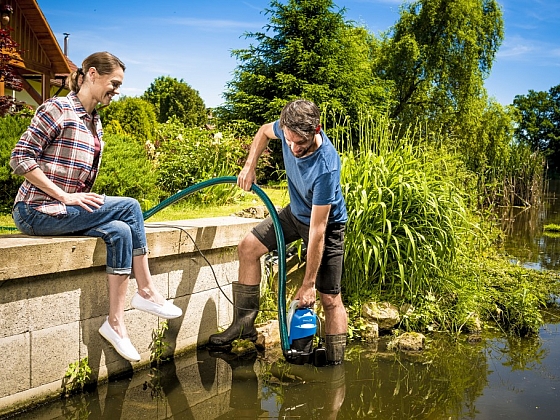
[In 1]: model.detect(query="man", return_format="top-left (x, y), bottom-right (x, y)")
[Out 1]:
top-left (208, 99), bottom-right (348, 364)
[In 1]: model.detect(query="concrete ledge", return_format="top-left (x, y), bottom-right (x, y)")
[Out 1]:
top-left (0, 216), bottom-right (261, 416)
top-left (0, 217), bottom-right (259, 281)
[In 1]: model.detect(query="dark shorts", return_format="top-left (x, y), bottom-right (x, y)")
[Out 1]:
top-left (251, 205), bottom-right (345, 295)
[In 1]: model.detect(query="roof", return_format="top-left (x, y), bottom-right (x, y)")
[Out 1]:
top-left (16, 0), bottom-right (71, 75)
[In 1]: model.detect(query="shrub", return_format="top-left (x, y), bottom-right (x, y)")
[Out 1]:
top-left (95, 134), bottom-right (160, 209)
top-left (340, 133), bottom-right (467, 301)
top-left (0, 115), bottom-right (31, 212)
top-left (99, 96), bottom-right (157, 142)
top-left (154, 118), bottom-right (249, 204)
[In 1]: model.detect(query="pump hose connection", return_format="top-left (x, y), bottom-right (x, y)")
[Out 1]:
top-left (142, 176), bottom-right (290, 357)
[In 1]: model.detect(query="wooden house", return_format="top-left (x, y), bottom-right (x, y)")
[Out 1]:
top-left (0, 0), bottom-right (73, 106)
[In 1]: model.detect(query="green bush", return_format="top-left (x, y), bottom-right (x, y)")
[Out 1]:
top-left (340, 129), bottom-right (467, 301)
top-left (0, 115), bottom-right (31, 213)
top-left (95, 133), bottom-right (160, 210)
top-left (99, 97), bottom-right (157, 142)
top-left (142, 76), bottom-right (207, 127)
top-left (154, 118), bottom-right (249, 204)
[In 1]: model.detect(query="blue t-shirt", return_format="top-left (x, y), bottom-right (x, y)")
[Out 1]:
top-left (273, 120), bottom-right (347, 225)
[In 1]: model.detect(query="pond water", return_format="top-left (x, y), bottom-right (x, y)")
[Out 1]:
top-left (7, 182), bottom-right (560, 420)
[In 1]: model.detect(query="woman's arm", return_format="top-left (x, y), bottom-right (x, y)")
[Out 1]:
top-left (22, 168), bottom-right (104, 212)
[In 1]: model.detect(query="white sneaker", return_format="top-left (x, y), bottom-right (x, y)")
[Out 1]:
top-left (131, 292), bottom-right (182, 319)
top-left (99, 318), bottom-right (141, 362)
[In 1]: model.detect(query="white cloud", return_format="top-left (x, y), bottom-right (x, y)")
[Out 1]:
top-left (156, 17), bottom-right (262, 31)
top-left (497, 35), bottom-right (559, 66)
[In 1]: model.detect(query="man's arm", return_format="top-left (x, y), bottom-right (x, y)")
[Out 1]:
top-left (295, 203), bottom-right (331, 308)
top-left (237, 122), bottom-right (277, 191)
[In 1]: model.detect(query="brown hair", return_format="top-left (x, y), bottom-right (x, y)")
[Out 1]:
top-left (68, 51), bottom-right (126, 93)
top-left (279, 99), bottom-right (321, 138)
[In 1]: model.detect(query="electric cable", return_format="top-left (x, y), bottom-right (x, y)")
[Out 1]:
top-left (142, 176), bottom-right (290, 355)
top-left (147, 222), bottom-right (277, 314)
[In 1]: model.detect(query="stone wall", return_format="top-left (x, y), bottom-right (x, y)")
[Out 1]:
top-left (0, 217), bottom-right (260, 416)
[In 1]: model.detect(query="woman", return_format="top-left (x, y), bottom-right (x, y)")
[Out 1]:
top-left (10, 51), bottom-right (181, 362)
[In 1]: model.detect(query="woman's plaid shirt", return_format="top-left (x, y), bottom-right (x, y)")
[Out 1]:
top-left (10, 92), bottom-right (103, 216)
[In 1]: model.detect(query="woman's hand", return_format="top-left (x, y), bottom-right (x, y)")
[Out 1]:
top-left (60, 192), bottom-right (105, 212)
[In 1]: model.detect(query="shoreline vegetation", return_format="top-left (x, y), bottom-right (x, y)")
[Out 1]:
top-left (2, 112), bottom-right (558, 342)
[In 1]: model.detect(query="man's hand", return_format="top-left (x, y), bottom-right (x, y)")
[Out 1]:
top-left (295, 283), bottom-right (316, 308)
top-left (237, 166), bottom-right (256, 192)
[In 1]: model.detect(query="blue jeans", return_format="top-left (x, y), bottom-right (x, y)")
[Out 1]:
top-left (12, 196), bottom-right (148, 275)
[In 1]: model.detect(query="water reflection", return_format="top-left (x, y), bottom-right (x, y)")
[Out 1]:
top-left (0, 337), bottom-right (485, 419)
top-left (9, 325), bottom-right (560, 419)
top-left (502, 179), bottom-right (560, 270)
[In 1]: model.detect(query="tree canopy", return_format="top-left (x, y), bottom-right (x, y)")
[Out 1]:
top-left (377, 0), bottom-right (504, 130)
top-left (219, 0), bottom-right (391, 126)
top-left (142, 76), bottom-right (207, 127)
top-left (99, 96), bottom-right (157, 142)
top-left (514, 84), bottom-right (560, 173)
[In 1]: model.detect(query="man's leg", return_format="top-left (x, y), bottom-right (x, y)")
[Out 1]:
top-left (237, 232), bottom-right (269, 286)
top-left (320, 292), bottom-right (348, 364)
top-left (208, 232), bottom-right (268, 347)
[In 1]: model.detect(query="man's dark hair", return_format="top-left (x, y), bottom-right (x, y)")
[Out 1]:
top-left (279, 100), bottom-right (320, 138)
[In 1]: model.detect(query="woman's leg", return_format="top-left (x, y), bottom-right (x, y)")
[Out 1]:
top-left (131, 253), bottom-right (165, 306)
top-left (107, 274), bottom-right (130, 338)
top-left (14, 198), bottom-right (180, 344)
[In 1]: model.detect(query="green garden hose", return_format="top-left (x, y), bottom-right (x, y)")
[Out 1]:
top-left (142, 176), bottom-right (290, 355)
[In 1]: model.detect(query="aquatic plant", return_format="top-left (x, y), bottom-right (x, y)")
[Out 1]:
top-left (149, 321), bottom-right (170, 366)
top-left (61, 357), bottom-right (92, 397)
top-left (336, 115), bottom-right (468, 302)
top-left (543, 223), bottom-right (560, 232)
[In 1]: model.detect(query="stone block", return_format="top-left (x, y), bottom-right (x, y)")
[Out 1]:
top-left (31, 322), bottom-right (80, 388)
top-left (171, 289), bottom-right (223, 350)
top-left (0, 333), bottom-right (30, 398)
top-left (79, 316), bottom-right (104, 360)
top-left (145, 217), bottom-right (259, 255)
top-left (27, 276), bottom-right (81, 331)
top-left (126, 308), bottom-right (163, 357)
top-left (145, 225), bottom-right (184, 257)
top-left (0, 278), bottom-right (29, 338)
top-left (85, 314), bottom-right (149, 368)
top-left (72, 269), bottom-right (112, 320)
top-left (0, 235), bottom-right (105, 281)
top-left (217, 283), bottom-right (234, 327)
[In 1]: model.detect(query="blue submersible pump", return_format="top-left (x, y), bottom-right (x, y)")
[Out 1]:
top-left (285, 300), bottom-right (327, 366)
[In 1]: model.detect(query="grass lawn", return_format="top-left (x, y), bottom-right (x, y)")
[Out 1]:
top-left (145, 185), bottom-right (290, 222)
top-left (0, 186), bottom-right (290, 233)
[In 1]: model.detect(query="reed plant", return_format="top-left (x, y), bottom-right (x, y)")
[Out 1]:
top-left (334, 114), bottom-right (469, 303)
top-left (479, 141), bottom-right (545, 209)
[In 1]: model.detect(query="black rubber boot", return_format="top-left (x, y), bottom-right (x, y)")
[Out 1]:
top-left (208, 282), bottom-right (260, 347)
top-left (326, 334), bottom-right (346, 365)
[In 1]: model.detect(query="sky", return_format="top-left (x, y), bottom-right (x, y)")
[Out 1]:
top-left (34, 0), bottom-right (560, 108)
